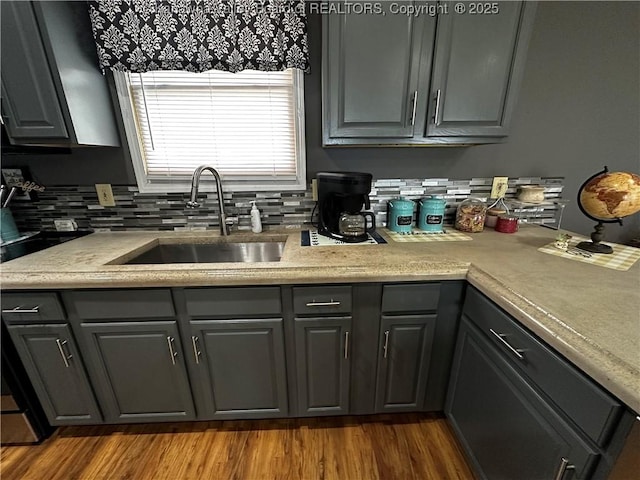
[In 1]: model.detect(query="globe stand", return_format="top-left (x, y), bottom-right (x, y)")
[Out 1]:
top-left (576, 222), bottom-right (613, 254)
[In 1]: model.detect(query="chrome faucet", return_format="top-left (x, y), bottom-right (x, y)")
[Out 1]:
top-left (186, 165), bottom-right (229, 236)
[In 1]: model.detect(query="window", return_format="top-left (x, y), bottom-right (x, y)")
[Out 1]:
top-left (114, 69), bottom-right (306, 193)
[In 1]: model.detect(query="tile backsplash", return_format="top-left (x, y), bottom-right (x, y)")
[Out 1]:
top-left (9, 177), bottom-right (564, 233)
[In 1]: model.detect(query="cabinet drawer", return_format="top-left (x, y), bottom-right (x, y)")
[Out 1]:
top-left (184, 287), bottom-right (281, 317)
top-left (293, 286), bottom-right (352, 315)
top-left (382, 283), bottom-right (441, 313)
top-left (463, 287), bottom-right (621, 446)
top-left (1, 292), bottom-right (65, 323)
top-left (69, 289), bottom-right (175, 320)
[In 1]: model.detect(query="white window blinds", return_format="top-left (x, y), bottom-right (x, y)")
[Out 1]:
top-left (116, 68), bottom-right (305, 192)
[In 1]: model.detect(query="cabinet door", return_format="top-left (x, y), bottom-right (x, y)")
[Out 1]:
top-left (190, 319), bottom-right (288, 419)
top-left (0, 2), bottom-right (68, 140)
top-left (375, 315), bottom-right (436, 412)
top-left (323, 3), bottom-right (432, 141)
top-left (295, 317), bottom-right (351, 416)
top-left (426, 1), bottom-right (536, 137)
top-left (7, 324), bottom-right (101, 425)
top-left (79, 321), bottom-right (195, 423)
top-left (446, 318), bottom-right (599, 480)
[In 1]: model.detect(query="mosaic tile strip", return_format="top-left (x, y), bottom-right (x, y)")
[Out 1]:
top-left (8, 177), bottom-right (564, 232)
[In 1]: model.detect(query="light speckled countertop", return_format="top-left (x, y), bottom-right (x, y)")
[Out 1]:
top-left (2, 225), bottom-right (639, 413)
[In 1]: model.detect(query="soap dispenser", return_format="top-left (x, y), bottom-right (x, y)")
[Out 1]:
top-left (250, 201), bottom-right (262, 233)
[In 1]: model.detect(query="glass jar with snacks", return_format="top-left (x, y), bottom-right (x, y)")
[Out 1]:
top-left (455, 198), bottom-right (487, 233)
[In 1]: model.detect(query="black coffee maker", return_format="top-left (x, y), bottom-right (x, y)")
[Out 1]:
top-left (316, 172), bottom-right (376, 243)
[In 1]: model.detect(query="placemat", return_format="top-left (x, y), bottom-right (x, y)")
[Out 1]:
top-left (384, 228), bottom-right (472, 242)
top-left (538, 236), bottom-right (640, 271)
top-left (301, 230), bottom-right (387, 246)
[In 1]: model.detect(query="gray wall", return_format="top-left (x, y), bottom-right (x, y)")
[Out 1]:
top-left (3, 1), bottom-right (639, 241)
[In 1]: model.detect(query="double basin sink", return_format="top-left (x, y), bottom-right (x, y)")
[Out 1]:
top-left (120, 237), bottom-right (286, 264)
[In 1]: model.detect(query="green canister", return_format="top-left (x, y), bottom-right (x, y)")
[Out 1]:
top-left (418, 197), bottom-right (446, 232)
top-left (387, 198), bottom-right (415, 233)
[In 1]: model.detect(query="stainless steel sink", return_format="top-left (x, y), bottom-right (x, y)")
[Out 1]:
top-left (124, 241), bottom-right (285, 264)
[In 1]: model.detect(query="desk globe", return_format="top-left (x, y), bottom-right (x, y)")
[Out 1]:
top-left (576, 167), bottom-right (640, 254)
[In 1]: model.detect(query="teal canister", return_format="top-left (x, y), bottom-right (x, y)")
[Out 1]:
top-left (387, 198), bottom-right (415, 233)
top-left (418, 197), bottom-right (446, 232)
top-left (0, 208), bottom-right (20, 243)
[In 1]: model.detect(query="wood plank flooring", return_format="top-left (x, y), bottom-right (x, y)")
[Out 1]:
top-left (1, 414), bottom-right (475, 480)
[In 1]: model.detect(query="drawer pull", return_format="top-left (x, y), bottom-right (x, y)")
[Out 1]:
top-left (383, 330), bottom-right (390, 359)
top-left (2, 305), bottom-right (40, 314)
top-left (553, 457), bottom-right (575, 480)
top-left (489, 328), bottom-right (525, 360)
top-left (191, 336), bottom-right (201, 364)
top-left (167, 336), bottom-right (178, 365)
top-left (55, 339), bottom-right (72, 368)
top-left (344, 331), bottom-right (350, 360)
top-left (306, 300), bottom-right (341, 307)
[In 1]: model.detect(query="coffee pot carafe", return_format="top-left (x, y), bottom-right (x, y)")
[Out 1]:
top-left (338, 211), bottom-right (376, 238)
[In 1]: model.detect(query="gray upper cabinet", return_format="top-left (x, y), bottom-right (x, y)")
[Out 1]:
top-left (79, 321), bottom-right (195, 423)
top-left (322, 1), bottom-right (537, 145)
top-left (7, 323), bottom-right (102, 425)
top-left (189, 318), bottom-right (289, 419)
top-left (0, 1), bottom-right (119, 146)
top-left (294, 316), bottom-right (352, 416)
top-left (375, 315), bottom-right (436, 412)
top-left (426, 1), bottom-right (536, 137)
top-left (323, 8), bottom-right (432, 139)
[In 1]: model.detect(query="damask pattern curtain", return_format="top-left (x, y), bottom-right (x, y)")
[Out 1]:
top-left (88, 0), bottom-right (309, 73)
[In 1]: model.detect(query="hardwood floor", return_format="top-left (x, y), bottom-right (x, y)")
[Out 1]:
top-left (1, 414), bottom-right (475, 480)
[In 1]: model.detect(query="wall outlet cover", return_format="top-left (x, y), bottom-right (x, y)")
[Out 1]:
top-left (95, 184), bottom-right (116, 207)
top-left (491, 177), bottom-right (509, 199)
top-left (54, 219), bottom-right (77, 232)
top-left (311, 178), bottom-right (318, 202)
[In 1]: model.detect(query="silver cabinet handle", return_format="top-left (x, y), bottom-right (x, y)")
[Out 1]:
top-left (432, 89), bottom-right (442, 125)
top-left (191, 336), bottom-right (201, 364)
top-left (489, 328), bottom-right (525, 360)
top-left (306, 300), bottom-right (341, 307)
top-left (2, 305), bottom-right (40, 314)
top-left (553, 457), bottom-right (575, 480)
top-left (55, 339), bottom-right (72, 368)
top-left (410, 90), bottom-right (418, 126)
top-left (383, 330), bottom-right (390, 359)
top-left (166, 336), bottom-right (177, 365)
top-left (344, 331), bottom-right (350, 360)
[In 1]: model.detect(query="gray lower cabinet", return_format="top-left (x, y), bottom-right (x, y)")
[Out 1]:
top-left (79, 321), bottom-right (195, 423)
top-left (294, 316), bottom-right (352, 416)
top-left (447, 317), bottom-right (599, 479)
top-left (6, 324), bottom-right (102, 425)
top-left (375, 315), bottom-right (436, 412)
top-left (189, 318), bottom-right (288, 419)
top-left (447, 287), bottom-right (636, 480)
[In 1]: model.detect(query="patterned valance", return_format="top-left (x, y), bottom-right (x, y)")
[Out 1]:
top-left (88, 0), bottom-right (309, 73)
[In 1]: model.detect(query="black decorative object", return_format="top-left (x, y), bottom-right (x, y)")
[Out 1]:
top-left (576, 166), bottom-right (621, 254)
top-left (88, 0), bottom-right (309, 74)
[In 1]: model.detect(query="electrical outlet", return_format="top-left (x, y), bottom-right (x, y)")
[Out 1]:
top-left (95, 184), bottom-right (116, 207)
top-left (491, 177), bottom-right (509, 199)
top-left (54, 219), bottom-right (77, 232)
top-left (311, 179), bottom-right (318, 201)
